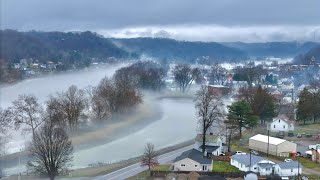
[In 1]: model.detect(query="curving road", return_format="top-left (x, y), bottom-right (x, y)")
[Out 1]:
top-left (93, 145), bottom-right (194, 180)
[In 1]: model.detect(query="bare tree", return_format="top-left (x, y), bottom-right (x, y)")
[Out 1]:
top-left (173, 64), bottom-right (200, 92)
top-left (194, 86), bottom-right (224, 154)
top-left (209, 64), bottom-right (226, 85)
top-left (47, 85), bottom-right (87, 129)
top-left (141, 143), bottom-right (159, 171)
top-left (10, 94), bottom-right (44, 137)
top-left (27, 120), bottom-right (73, 180)
top-left (0, 108), bottom-right (12, 155)
top-left (91, 78), bottom-right (115, 119)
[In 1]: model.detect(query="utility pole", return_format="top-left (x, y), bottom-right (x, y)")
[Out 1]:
top-left (267, 128), bottom-right (270, 157)
top-left (249, 151), bottom-right (252, 171)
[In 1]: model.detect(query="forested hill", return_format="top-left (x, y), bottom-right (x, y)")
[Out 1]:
top-left (1, 30), bottom-right (320, 64)
top-left (110, 38), bottom-right (248, 62)
top-left (0, 30), bottom-right (135, 64)
top-left (222, 41), bottom-right (320, 58)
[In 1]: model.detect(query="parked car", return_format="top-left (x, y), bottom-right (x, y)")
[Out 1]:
top-left (276, 132), bottom-right (285, 139)
top-left (284, 158), bottom-right (293, 162)
top-left (297, 133), bottom-right (302, 138)
top-left (306, 134), bottom-right (312, 138)
top-left (219, 153), bottom-right (226, 156)
top-left (296, 152), bottom-right (302, 157)
top-left (250, 150), bottom-right (259, 155)
top-left (235, 151), bottom-right (246, 155)
top-left (288, 132), bottom-right (294, 137)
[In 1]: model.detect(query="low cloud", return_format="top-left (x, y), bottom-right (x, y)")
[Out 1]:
top-left (98, 25), bottom-right (320, 42)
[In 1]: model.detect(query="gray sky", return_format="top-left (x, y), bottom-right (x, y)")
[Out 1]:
top-left (1, 0), bottom-right (320, 42)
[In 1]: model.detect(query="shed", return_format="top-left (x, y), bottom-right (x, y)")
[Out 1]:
top-left (249, 134), bottom-right (297, 156)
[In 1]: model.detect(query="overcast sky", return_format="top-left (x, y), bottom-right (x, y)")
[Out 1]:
top-left (1, 0), bottom-right (320, 42)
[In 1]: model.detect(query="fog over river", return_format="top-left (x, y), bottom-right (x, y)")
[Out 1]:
top-left (0, 64), bottom-right (198, 175)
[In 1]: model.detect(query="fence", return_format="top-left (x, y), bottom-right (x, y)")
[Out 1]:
top-left (150, 170), bottom-right (245, 178)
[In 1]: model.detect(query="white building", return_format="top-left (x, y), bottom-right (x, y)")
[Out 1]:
top-left (269, 117), bottom-right (294, 132)
top-left (249, 134), bottom-right (297, 156)
top-left (172, 148), bottom-right (212, 172)
top-left (194, 134), bottom-right (223, 156)
top-left (274, 161), bottom-right (302, 177)
top-left (230, 154), bottom-right (275, 175)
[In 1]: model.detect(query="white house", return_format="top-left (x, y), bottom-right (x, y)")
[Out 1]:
top-left (172, 148), bottom-right (212, 172)
top-left (230, 154), bottom-right (275, 175)
top-left (274, 161), bottom-right (302, 177)
top-left (194, 134), bottom-right (223, 156)
top-left (269, 117), bottom-right (294, 132)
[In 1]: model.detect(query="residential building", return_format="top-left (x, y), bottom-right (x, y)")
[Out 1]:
top-left (172, 148), bottom-right (212, 172)
top-left (230, 154), bottom-right (275, 175)
top-left (269, 116), bottom-right (294, 132)
top-left (194, 134), bottom-right (223, 156)
top-left (249, 134), bottom-right (297, 156)
top-left (274, 161), bottom-right (302, 177)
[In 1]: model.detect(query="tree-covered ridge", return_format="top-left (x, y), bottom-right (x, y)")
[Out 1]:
top-left (111, 37), bottom-right (248, 62)
top-left (222, 41), bottom-right (320, 58)
top-left (0, 30), bottom-right (135, 63)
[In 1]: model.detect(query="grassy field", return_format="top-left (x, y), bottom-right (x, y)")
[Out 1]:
top-left (230, 143), bottom-right (250, 152)
top-left (212, 161), bottom-right (241, 172)
top-left (126, 164), bottom-right (170, 180)
top-left (151, 164), bottom-right (171, 171)
top-left (293, 124), bottom-right (320, 134)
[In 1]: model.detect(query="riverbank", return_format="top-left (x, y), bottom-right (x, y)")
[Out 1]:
top-left (1, 140), bottom-right (194, 180)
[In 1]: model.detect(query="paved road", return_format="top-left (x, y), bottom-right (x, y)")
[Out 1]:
top-left (93, 145), bottom-right (194, 180)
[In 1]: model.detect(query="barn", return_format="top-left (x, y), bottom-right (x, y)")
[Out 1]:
top-left (249, 134), bottom-right (297, 156)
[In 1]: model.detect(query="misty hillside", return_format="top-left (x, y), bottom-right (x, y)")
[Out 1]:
top-left (0, 30), bottom-right (135, 63)
top-left (222, 41), bottom-right (320, 58)
top-left (110, 38), bottom-right (248, 62)
top-left (294, 46), bottom-right (320, 64)
top-left (1, 30), bottom-right (320, 64)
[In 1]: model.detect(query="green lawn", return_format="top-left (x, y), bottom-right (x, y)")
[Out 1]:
top-left (293, 124), bottom-right (320, 134)
top-left (230, 144), bottom-right (250, 152)
top-left (151, 164), bottom-right (171, 171)
top-left (126, 164), bottom-right (170, 180)
top-left (212, 161), bottom-right (241, 172)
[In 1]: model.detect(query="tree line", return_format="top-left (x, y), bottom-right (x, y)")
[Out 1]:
top-left (297, 80), bottom-right (320, 124)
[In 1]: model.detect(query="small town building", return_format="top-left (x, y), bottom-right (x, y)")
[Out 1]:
top-left (230, 154), bottom-right (275, 175)
top-left (194, 134), bottom-right (223, 156)
top-left (269, 116), bottom-right (294, 132)
top-left (172, 148), bottom-right (212, 172)
top-left (274, 161), bottom-right (302, 177)
top-left (249, 134), bottom-right (297, 156)
top-left (311, 149), bottom-right (320, 163)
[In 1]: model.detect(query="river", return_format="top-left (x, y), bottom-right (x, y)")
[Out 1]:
top-left (0, 64), bottom-right (198, 175)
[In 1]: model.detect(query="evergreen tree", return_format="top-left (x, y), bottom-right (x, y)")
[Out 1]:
top-left (225, 100), bottom-right (258, 138)
top-left (251, 86), bottom-right (276, 125)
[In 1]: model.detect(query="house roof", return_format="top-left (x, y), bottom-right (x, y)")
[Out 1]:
top-left (272, 115), bottom-right (293, 124)
top-left (231, 154), bottom-right (266, 166)
top-left (276, 161), bottom-right (302, 169)
top-left (258, 163), bottom-right (273, 169)
top-left (250, 134), bottom-right (286, 145)
top-left (173, 148), bottom-right (212, 164)
top-left (199, 145), bottom-right (220, 153)
top-left (196, 134), bottom-right (220, 143)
